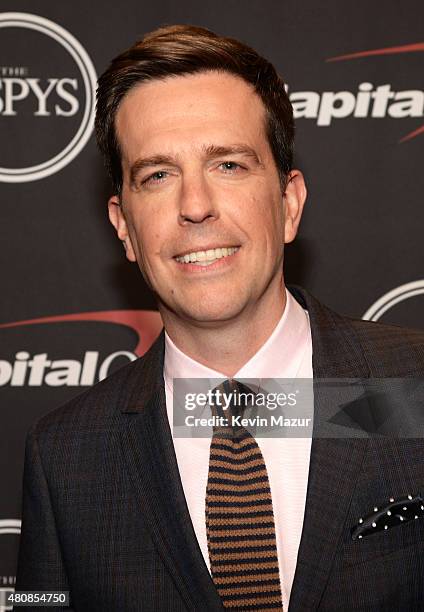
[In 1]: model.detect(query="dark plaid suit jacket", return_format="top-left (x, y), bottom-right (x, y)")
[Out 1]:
top-left (15, 286), bottom-right (424, 611)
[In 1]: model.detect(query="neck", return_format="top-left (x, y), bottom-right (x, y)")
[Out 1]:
top-left (161, 283), bottom-right (287, 377)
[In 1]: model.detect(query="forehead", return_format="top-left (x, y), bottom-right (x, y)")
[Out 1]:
top-left (115, 71), bottom-right (269, 160)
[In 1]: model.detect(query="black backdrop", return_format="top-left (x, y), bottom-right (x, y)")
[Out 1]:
top-left (0, 0), bottom-right (423, 603)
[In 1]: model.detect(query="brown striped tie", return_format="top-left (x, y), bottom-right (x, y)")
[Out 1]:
top-left (205, 379), bottom-right (283, 611)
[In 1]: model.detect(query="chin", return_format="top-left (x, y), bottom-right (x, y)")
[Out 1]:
top-left (159, 291), bottom-right (249, 325)
top-left (180, 302), bottom-right (245, 325)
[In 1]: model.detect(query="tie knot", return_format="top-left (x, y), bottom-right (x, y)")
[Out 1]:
top-left (209, 379), bottom-right (256, 436)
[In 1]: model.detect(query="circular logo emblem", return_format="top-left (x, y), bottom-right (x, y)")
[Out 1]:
top-left (0, 12), bottom-right (96, 182)
top-left (0, 520), bottom-right (21, 609)
top-left (362, 280), bottom-right (424, 324)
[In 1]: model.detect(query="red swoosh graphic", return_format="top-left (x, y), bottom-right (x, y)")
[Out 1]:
top-left (0, 310), bottom-right (163, 356)
top-left (399, 124), bottom-right (424, 143)
top-left (326, 42), bottom-right (424, 62)
top-left (326, 43), bottom-right (424, 142)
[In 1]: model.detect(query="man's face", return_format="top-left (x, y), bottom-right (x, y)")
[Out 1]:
top-left (110, 71), bottom-right (305, 328)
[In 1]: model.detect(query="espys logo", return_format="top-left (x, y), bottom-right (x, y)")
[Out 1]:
top-left (0, 310), bottom-right (162, 387)
top-left (0, 12), bottom-right (96, 182)
top-left (289, 42), bottom-right (424, 142)
top-left (363, 280), bottom-right (424, 322)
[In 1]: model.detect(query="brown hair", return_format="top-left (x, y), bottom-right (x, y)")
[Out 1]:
top-left (95, 24), bottom-right (294, 193)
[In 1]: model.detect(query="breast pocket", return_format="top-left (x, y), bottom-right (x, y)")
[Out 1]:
top-left (342, 511), bottom-right (424, 566)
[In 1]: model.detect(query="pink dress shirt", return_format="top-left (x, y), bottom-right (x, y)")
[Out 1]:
top-left (164, 288), bottom-right (313, 611)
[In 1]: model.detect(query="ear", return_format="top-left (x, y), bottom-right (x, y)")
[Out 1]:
top-left (283, 169), bottom-right (307, 244)
top-left (108, 195), bottom-right (137, 262)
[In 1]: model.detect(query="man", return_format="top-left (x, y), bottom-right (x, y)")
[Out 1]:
top-left (15, 25), bottom-right (424, 611)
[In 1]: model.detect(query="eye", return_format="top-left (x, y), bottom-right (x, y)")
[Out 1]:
top-left (219, 161), bottom-right (243, 173)
top-left (142, 170), bottom-right (169, 186)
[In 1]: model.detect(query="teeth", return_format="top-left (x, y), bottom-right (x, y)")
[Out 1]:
top-left (175, 246), bottom-right (239, 264)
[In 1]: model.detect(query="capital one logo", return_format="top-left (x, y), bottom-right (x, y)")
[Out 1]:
top-left (0, 310), bottom-right (163, 387)
top-left (0, 13), bottom-right (96, 182)
top-left (289, 42), bottom-right (424, 142)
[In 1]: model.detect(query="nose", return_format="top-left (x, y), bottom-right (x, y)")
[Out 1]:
top-left (178, 171), bottom-right (218, 225)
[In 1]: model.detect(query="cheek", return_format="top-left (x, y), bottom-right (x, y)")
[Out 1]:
top-left (129, 219), bottom-right (169, 278)
top-left (128, 222), bottom-right (152, 263)
top-left (127, 209), bottom-right (150, 246)
top-left (246, 190), bottom-right (284, 238)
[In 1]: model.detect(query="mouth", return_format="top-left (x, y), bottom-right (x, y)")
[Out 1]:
top-left (174, 246), bottom-right (240, 266)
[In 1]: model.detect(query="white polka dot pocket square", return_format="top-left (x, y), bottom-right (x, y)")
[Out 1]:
top-left (351, 493), bottom-right (424, 541)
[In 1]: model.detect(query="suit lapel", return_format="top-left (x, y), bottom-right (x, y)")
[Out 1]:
top-left (287, 286), bottom-right (370, 611)
top-left (119, 332), bottom-right (224, 612)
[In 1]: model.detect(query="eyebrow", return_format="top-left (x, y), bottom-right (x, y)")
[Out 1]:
top-left (129, 144), bottom-right (263, 185)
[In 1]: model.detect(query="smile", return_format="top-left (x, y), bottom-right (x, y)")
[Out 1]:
top-left (174, 246), bottom-right (240, 266)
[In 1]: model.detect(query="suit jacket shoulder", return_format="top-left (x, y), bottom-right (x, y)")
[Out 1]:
top-left (31, 328), bottom-right (165, 436)
top-left (288, 284), bottom-right (424, 377)
top-left (349, 316), bottom-right (424, 375)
